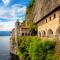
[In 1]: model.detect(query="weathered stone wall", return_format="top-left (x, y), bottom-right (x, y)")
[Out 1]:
top-left (37, 10), bottom-right (60, 37)
top-left (34, 0), bottom-right (60, 23)
top-left (55, 37), bottom-right (60, 60)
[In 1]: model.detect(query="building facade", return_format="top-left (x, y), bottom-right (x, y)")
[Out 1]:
top-left (34, 0), bottom-right (60, 37)
top-left (10, 20), bottom-right (31, 54)
top-left (15, 20), bottom-right (31, 37)
top-left (11, 28), bottom-right (15, 40)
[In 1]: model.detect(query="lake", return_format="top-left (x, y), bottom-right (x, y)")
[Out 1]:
top-left (0, 36), bottom-right (11, 60)
top-left (0, 36), bottom-right (20, 60)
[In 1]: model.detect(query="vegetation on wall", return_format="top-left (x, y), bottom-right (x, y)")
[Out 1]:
top-left (25, 0), bottom-right (35, 27)
top-left (26, 0), bottom-right (37, 35)
top-left (21, 0), bottom-right (37, 35)
top-left (17, 36), bottom-right (56, 60)
top-left (29, 23), bottom-right (37, 35)
top-left (26, 0), bottom-right (35, 16)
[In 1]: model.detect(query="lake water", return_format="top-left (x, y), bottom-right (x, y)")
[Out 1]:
top-left (0, 36), bottom-right (11, 60)
top-left (0, 36), bottom-right (20, 60)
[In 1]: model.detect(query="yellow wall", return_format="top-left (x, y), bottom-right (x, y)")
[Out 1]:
top-left (38, 10), bottom-right (60, 36)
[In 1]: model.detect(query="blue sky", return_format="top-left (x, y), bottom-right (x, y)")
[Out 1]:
top-left (0, 0), bottom-right (30, 31)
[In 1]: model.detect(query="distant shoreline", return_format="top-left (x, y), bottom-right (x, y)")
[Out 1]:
top-left (0, 35), bottom-right (11, 36)
top-left (0, 31), bottom-right (11, 36)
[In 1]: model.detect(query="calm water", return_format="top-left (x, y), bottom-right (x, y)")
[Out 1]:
top-left (0, 36), bottom-right (11, 60)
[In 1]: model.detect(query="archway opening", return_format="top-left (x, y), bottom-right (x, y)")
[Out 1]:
top-left (39, 32), bottom-right (41, 37)
top-left (56, 26), bottom-right (60, 37)
top-left (42, 31), bottom-right (46, 37)
top-left (22, 33), bottom-right (24, 36)
top-left (47, 29), bottom-right (53, 37)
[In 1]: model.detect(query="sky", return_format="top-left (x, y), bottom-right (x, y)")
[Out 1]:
top-left (0, 0), bottom-right (30, 31)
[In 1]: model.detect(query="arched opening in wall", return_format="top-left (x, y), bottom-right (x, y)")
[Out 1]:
top-left (56, 26), bottom-right (60, 37)
top-left (42, 31), bottom-right (46, 37)
top-left (47, 29), bottom-right (53, 37)
top-left (25, 33), bottom-right (27, 36)
top-left (22, 33), bottom-right (24, 36)
top-left (28, 33), bottom-right (30, 36)
top-left (39, 32), bottom-right (41, 37)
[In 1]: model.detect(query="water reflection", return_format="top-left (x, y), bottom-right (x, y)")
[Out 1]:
top-left (0, 36), bottom-right (19, 60)
top-left (10, 53), bottom-right (20, 60)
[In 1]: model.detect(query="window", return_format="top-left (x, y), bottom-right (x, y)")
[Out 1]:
top-left (42, 21), bottom-right (43, 24)
top-left (54, 14), bottom-right (56, 18)
top-left (46, 19), bottom-right (47, 23)
top-left (22, 33), bottom-right (24, 36)
top-left (49, 16), bottom-right (51, 21)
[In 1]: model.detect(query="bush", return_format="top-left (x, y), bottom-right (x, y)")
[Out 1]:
top-left (17, 37), bottom-right (32, 60)
top-left (17, 36), bottom-right (55, 60)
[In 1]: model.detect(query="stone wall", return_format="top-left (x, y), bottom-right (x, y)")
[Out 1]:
top-left (55, 37), bottom-right (60, 60)
top-left (34, 0), bottom-right (60, 23)
top-left (37, 10), bottom-right (60, 37)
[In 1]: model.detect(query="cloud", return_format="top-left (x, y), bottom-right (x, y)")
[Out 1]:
top-left (0, 20), bottom-right (16, 31)
top-left (2, 0), bottom-right (10, 6)
top-left (0, 4), bottom-right (26, 21)
top-left (0, 4), bottom-right (27, 31)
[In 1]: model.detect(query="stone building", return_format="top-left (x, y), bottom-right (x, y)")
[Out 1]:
top-left (15, 20), bottom-right (20, 40)
top-left (15, 20), bottom-right (31, 37)
top-left (10, 28), bottom-right (18, 54)
top-left (10, 20), bottom-right (31, 54)
top-left (34, 0), bottom-right (60, 37)
top-left (11, 28), bottom-right (15, 40)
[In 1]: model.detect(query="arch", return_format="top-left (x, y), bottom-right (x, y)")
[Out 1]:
top-left (47, 29), bottom-right (53, 37)
top-left (42, 31), bottom-right (46, 37)
top-left (22, 33), bottom-right (24, 36)
top-left (39, 31), bottom-right (41, 37)
top-left (55, 26), bottom-right (60, 37)
top-left (25, 33), bottom-right (27, 36)
top-left (28, 33), bottom-right (30, 36)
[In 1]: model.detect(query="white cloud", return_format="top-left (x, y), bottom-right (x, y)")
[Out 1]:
top-left (0, 20), bottom-right (16, 31)
top-left (0, 4), bottom-right (27, 31)
top-left (0, 4), bottom-right (26, 21)
top-left (2, 0), bottom-right (10, 6)
top-left (17, 6), bottom-right (26, 13)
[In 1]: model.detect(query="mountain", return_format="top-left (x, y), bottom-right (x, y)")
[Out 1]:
top-left (0, 31), bottom-right (11, 36)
